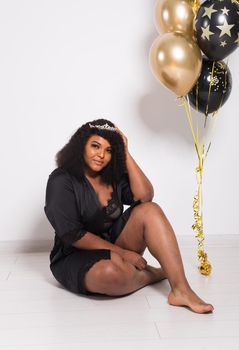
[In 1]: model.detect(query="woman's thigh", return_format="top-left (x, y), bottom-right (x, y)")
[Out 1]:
top-left (115, 202), bottom-right (162, 253)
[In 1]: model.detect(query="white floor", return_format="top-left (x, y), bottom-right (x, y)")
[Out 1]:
top-left (0, 235), bottom-right (239, 350)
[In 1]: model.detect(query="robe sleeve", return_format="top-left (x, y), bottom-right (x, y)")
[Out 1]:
top-left (44, 171), bottom-right (87, 245)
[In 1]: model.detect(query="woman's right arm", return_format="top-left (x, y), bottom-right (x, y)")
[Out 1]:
top-left (72, 232), bottom-right (124, 254)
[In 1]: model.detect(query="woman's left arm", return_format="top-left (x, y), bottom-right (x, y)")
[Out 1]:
top-left (117, 128), bottom-right (154, 202)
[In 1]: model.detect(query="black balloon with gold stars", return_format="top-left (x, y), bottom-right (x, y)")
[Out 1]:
top-left (188, 57), bottom-right (232, 115)
top-left (195, 0), bottom-right (239, 60)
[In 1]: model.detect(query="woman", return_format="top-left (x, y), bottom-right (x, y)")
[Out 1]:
top-left (44, 118), bottom-right (214, 314)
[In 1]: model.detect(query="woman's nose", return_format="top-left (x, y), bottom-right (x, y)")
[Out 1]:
top-left (97, 149), bottom-right (105, 158)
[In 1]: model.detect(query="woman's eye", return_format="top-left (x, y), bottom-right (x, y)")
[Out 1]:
top-left (107, 149), bottom-right (112, 154)
top-left (92, 144), bottom-right (99, 149)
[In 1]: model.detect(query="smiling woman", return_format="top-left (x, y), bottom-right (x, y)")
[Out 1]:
top-left (84, 135), bottom-right (112, 175)
top-left (44, 118), bottom-right (214, 314)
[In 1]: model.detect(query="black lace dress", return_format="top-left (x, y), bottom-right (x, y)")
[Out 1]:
top-left (44, 168), bottom-right (139, 294)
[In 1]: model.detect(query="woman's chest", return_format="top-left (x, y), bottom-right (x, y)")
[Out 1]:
top-left (72, 179), bottom-right (116, 219)
top-left (72, 180), bottom-right (122, 233)
top-left (93, 184), bottom-right (113, 208)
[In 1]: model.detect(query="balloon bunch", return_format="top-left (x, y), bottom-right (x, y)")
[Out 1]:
top-left (149, 0), bottom-right (238, 107)
top-left (149, 0), bottom-right (239, 275)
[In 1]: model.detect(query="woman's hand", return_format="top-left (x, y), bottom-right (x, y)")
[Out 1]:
top-left (121, 249), bottom-right (147, 270)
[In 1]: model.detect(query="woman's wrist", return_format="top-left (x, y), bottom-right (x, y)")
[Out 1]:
top-left (112, 244), bottom-right (126, 257)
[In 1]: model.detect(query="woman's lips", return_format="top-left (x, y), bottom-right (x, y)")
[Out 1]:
top-left (93, 159), bottom-right (103, 166)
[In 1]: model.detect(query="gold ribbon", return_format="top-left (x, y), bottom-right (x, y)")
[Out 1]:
top-left (178, 57), bottom-right (226, 275)
top-left (190, 0), bottom-right (201, 14)
top-left (179, 96), bottom-right (212, 276)
top-left (192, 153), bottom-right (212, 276)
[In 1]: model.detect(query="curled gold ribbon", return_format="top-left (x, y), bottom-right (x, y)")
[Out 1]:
top-left (178, 59), bottom-right (225, 275)
top-left (179, 96), bottom-right (212, 276)
top-left (192, 159), bottom-right (212, 276)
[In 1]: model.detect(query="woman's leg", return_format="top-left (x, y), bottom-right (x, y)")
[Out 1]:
top-left (84, 251), bottom-right (166, 295)
top-left (114, 202), bottom-right (214, 313)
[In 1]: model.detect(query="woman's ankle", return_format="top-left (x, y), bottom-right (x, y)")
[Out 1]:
top-left (171, 281), bottom-right (192, 295)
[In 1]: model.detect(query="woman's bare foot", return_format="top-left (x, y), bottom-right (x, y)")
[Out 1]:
top-left (168, 288), bottom-right (214, 314)
top-left (144, 265), bottom-right (167, 284)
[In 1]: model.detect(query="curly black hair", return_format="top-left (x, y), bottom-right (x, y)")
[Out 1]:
top-left (56, 119), bottom-right (127, 185)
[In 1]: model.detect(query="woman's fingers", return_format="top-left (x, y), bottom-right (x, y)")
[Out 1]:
top-left (136, 257), bottom-right (147, 270)
top-left (121, 249), bottom-right (147, 270)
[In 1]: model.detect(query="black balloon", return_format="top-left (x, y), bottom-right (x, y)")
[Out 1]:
top-left (188, 57), bottom-right (232, 115)
top-left (195, 0), bottom-right (239, 60)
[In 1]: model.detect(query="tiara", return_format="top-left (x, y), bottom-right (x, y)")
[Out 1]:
top-left (89, 123), bottom-right (116, 131)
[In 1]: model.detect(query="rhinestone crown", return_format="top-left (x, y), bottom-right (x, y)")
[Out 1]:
top-left (89, 123), bottom-right (116, 131)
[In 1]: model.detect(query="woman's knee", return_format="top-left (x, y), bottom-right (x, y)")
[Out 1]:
top-left (132, 202), bottom-right (164, 221)
top-left (84, 254), bottom-right (133, 295)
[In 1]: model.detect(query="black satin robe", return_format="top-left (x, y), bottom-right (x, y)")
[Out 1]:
top-left (44, 168), bottom-right (137, 264)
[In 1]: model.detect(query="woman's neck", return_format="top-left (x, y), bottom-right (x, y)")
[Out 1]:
top-left (84, 169), bottom-right (101, 184)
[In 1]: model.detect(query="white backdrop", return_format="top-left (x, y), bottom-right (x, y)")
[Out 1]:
top-left (0, 0), bottom-right (238, 244)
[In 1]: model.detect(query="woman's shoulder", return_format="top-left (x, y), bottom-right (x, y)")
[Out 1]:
top-left (47, 168), bottom-right (85, 189)
top-left (47, 168), bottom-right (73, 188)
top-left (48, 167), bottom-right (69, 180)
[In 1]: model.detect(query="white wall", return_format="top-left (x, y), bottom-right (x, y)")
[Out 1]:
top-left (0, 0), bottom-right (238, 244)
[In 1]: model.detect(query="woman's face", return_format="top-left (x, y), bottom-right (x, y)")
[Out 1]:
top-left (83, 135), bottom-right (112, 174)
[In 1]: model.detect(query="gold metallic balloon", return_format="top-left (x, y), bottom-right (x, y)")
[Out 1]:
top-left (149, 32), bottom-right (202, 97)
top-left (155, 0), bottom-right (195, 35)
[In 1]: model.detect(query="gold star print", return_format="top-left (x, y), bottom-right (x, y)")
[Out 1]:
top-left (216, 18), bottom-right (235, 37)
top-left (202, 4), bottom-right (217, 19)
top-left (231, 0), bottom-right (239, 4)
top-left (220, 40), bottom-right (227, 47)
top-left (221, 7), bottom-right (230, 15)
top-left (201, 25), bottom-right (214, 40)
top-left (235, 33), bottom-right (239, 44)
